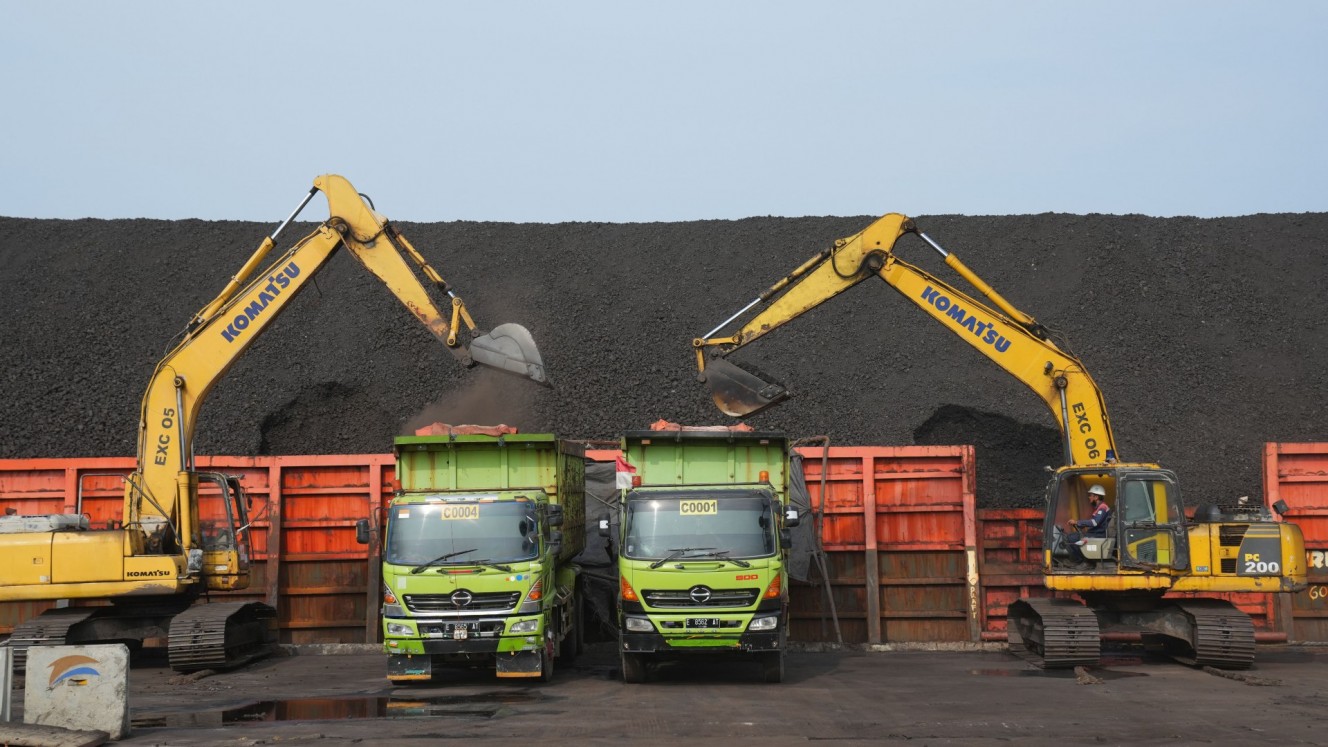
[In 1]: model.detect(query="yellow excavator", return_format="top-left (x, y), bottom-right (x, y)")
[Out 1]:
top-left (0, 174), bottom-right (548, 672)
top-left (693, 213), bottom-right (1307, 668)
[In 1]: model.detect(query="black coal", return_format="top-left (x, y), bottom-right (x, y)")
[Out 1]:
top-left (3, 212), bottom-right (1326, 508)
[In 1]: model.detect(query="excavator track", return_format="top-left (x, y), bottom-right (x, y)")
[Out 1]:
top-left (1006, 598), bottom-right (1101, 669)
top-left (4, 607), bottom-right (99, 673)
top-left (167, 601), bottom-right (278, 673)
top-left (1158, 599), bottom-right (1256, 670)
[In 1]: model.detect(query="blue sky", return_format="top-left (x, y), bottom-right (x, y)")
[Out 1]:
top-left (2, 1), bottom-right (1324, 221)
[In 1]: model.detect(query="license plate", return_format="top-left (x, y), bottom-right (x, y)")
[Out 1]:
top-left (686, 618), bottom-right (720, 628)
top-left (453, 626), bottom-right (468, 640)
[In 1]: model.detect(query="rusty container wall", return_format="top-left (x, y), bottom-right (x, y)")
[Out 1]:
top-left (793, 445), bottom-right (977, 644)
top-left (1264, 443), bottom-right (1328, 642)
top-left (976, 509), bottom-right (1049, 638)
top-left (0, 455), bottom-right (394, 645)
top-left (262, 456), bottom-right (396, 645)
top-left (0, 445), bottom-right (981, 646)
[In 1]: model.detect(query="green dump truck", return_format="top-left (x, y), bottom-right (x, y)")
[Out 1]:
top-left (601, 427), bottom-right (799, 683)
top-left (359, 429), bottom-right (586, 682)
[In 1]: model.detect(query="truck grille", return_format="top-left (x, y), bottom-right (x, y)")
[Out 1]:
top-left (642, 588), bottom-right (759, 609)
top-left (403, 591), bottom-right (521, 613)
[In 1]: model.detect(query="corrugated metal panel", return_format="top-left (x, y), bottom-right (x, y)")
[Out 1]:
top-left (976, 509), bottom-right (1052, 638)
top-left (1264, 443), bottom-right (1328, 642)
top-left (6, 444), bottom-right (1312, 646)
top-left (793, 445), bottom-right (976, 644)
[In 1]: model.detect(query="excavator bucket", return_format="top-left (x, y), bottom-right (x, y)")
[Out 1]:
top-left (468, 323), bottom-right (549, 386)
top-left (701, 358), bottom-right (790, 418)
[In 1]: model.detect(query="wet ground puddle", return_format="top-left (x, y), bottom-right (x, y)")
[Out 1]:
top-left (131, 691), bottom-right (544, 728)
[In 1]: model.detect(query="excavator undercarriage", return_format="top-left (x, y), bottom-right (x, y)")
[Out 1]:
top-left (1007, 594), bottom-right (1256, 670)
top-left (6, 598), bottom-right (278, 674)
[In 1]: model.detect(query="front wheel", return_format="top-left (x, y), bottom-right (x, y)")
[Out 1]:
top-left (620, 651), bottom-right (647, 684)
top-left (539, 638), bottom-right (555, 683)
top-left (760, 650), bottom-right (784, 683)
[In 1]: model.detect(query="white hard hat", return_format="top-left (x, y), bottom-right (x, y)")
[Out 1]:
top-left (1088, 485), bottom-right (1107, 497)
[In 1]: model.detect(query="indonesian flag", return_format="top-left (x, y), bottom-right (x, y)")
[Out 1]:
top-left (615, 455), bottom-right (637, 489)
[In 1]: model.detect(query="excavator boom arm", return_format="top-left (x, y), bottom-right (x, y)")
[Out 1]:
top-left (694, 213), bottom-right (1117, 467)
top-left (127, 175), bottom-right (546, 546)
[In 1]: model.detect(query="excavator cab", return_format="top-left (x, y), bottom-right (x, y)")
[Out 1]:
top-left (1044, 466), bottom-right (1188, 574)
top-left (195, 472), bottom-right (255, 592)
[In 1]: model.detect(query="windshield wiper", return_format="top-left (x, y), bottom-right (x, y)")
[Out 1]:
top-left (411, 547), bottom-right (478, 574)
top-left (462, 559), bottom-right (514, 572)
top-left (650, 547), bottom-right (714, 570)
top-left (689, 550), bottom-right (751, 568)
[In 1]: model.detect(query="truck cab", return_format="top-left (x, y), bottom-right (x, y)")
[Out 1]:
top-left (364, 430), bottom-right (585, 683)
top-left (606, 428), bottom-right (797, 683)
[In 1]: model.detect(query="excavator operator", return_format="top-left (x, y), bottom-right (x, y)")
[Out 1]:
top-left (1066, 485), bottom-right (1111, 567)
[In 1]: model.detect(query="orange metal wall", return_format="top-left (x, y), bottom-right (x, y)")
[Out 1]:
top-left (0, 455), bottom-right (394, 645)
top-left (3, 441), bottom-right (1320, 645)
top-left (791, 445), bottom-right (978, 644)
top-left (1264, 443), bottom-right (1328, 642)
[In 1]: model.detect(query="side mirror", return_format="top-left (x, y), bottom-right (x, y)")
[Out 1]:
top-left (598, 518), bottom-right (610, 537)
top-left (549, 529), bottom-right (564, 557)
top-left (780, 528), bottom-right (793, 550)
top-left (547, 504), bottom-right (564, 528)
top-left (355, 518), bottom-right (370, 545)
top-left (784, 508), bottom-right (801, 528)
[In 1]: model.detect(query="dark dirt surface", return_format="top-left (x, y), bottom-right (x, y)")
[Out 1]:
top-left (9, 645), bottom-right (1327, 745)
top-left (2, 212), bottom-right (1327, 508)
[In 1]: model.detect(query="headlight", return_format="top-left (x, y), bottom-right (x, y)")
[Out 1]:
top-left (624, 617), bottom-right (654, 633)
top-left (386, 622), bottom-right (415, 636)
top-left (748, 615), bottom-right (779, 631)
top-left (509, 618), bottom-right (540, 634)
top-left (383, 604), bottom-right (405, 618)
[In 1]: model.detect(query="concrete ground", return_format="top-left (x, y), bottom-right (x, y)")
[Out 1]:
top-left (10, 642), bottom-right (1328, 746)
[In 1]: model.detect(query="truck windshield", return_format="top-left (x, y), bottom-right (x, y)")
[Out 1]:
top-left (622, 490), bottom-right (776, 561)
top-left (385, 498), bottom-right (539, 566)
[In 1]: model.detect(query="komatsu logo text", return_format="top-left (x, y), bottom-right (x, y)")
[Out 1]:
top-left (220, 262), bottom-right (301, 343)
top-left (920, 286), bottom-right (1012, 353)
top-left (127, 570), bottom-right (172, 578)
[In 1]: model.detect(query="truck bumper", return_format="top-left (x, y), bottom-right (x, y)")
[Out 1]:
top-left (620, 629), bottom-right (782, 654)
top-left (387, 638), bottom-right (548, 681)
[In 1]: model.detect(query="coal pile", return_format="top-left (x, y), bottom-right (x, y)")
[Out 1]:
top-left (2, 212), bottom-right (1326, 509)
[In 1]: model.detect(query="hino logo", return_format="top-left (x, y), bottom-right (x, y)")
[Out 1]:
top-left (689, 586), bottom-right (712, 604)
top-left (450, 590), bottom-right (474, 608)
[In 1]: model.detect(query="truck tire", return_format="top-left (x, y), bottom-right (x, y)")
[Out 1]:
top-left (620, 651), bottom-right (647, 683)
top-left (539, 639), bottom-right (555, 683)
top-left (760, 650), bottom-right (784, 683)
